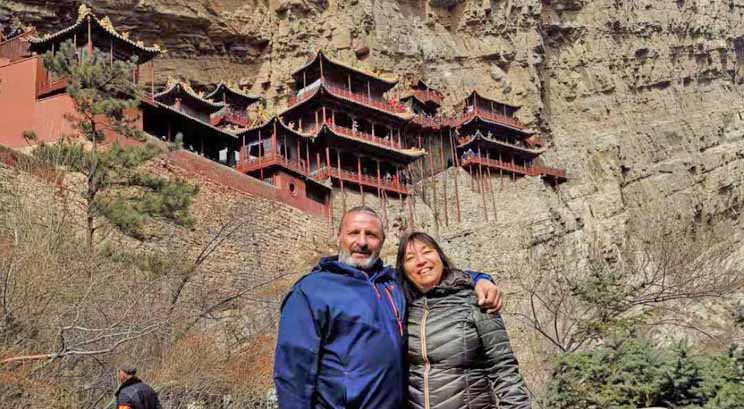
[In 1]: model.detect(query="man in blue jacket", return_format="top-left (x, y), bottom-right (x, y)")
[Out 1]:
top-left (274, 206), bottom-right (502, 409)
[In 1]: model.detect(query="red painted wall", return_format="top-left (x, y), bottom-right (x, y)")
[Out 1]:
top-left (167, 150), bottom-right (329, 219)
top-left (0, 56), bottom-right (144, 150)
top-left (0, 57), bottom-right (38, 149)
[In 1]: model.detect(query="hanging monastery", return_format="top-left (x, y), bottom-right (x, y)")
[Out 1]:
top-left (0, 7), bottom-right (567, 225)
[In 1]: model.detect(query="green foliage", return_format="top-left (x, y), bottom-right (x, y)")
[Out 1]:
top-left (546, 335), bottom-right (744, 409)
top-left (42, 40), bottom-right (143, 142)
top-left (34, 41), bottom-right (198, 244)
top-left (32, 142), bottom-right (198, 239)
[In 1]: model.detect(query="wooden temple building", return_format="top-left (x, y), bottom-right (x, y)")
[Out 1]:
top-left (0, 6), bottom-right (161, 148)
top-left (235, 51), bottom-right (426, 218)
top-left (1, 6), bottom-right (568, 224)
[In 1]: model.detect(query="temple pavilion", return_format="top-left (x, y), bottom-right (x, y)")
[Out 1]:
top-left (235, 50), bottom-right (425, 214)
top-left (205, 82), bottom-right (262, 129)
top-left (0, 6), bottom-right (162, 147)
top-left (142, 79), bottom-right (240, 165)
top-left (453, 91), bottom-right (566, 183)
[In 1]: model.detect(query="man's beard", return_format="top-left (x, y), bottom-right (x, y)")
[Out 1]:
top-left (338, 247), bottom-right (380, 270)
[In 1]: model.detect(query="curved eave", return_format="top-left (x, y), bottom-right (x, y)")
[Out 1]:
top-left (29, 13), bottom-right (162, 61)
top-left (205, 82), bottom-right (262, 104)
top-left (291, 51), bottom-right (398, 92)
top-left (155, 83), bottom-right (224, 113)
top-left (236, 117), bottom-right (317, 140)
top-left (319, 125), bottom-right (425, 163)
top-left (281, 84), bottom-right (414, 122)
top-left (457, 114), bottom-right (533, 135)
top-left (465, 90), bottom-right (521, 110)
top-left (401, 94), bottom-right (441, 109)
top-left (457, 133), bottom-right (544, 157)
top-left (154, 101), bottom-right (237, 141)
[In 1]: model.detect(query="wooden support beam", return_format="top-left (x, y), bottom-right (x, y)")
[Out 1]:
top-left (439, 132), bottom-right (448, 227)
top-left (337, 150), bottom-right (346, 211)
top-left (486, 165), bottom-right (497, 222)
top-left (358, 156), bottom-right (364, 206)
top-left (478, 147), bottom-right (488, 221)
top-left (428, 138), bottom-right (439, 232)
top-left (449, 129), bottom-right (461, 224)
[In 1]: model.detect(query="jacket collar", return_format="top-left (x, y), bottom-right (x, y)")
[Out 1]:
top-left (315, 255), bottom-right (394, 282)
top-left (115, 377), bottom-right (142, 396)
top-left (412, 269), bottom-right (472, 299)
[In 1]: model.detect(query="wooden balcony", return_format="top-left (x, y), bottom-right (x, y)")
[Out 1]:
top-left (533, 165), bottom-right (568, 180)
top-left (463, 106), bottom-right (524, 130)
top-left (460, 155), bottom-right (534, 176)
top-left (317, 166), bottom-right (409, 195)
top-left (326, 122), bottom-right (403, 150)
top-left (223, 108), bottom-right (250, 127)
top-left (36, 76), bottom-right (68, 98)
top-left (0, 30), bottom-right (33, 62)
top-left (235, 152), bottom-right (315, 179)
top-left (461, 154), bottom-right (567, 181)
top-left (287, 80), bottom-right (409, 117)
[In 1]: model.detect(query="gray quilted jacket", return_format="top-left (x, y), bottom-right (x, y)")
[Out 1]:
top-left (406, 271), bottom-right (531, 409)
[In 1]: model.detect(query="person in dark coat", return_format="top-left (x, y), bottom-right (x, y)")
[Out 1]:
top-left (115, 365), bottom-right (161, 409)
top-left (397, 231), bottom-right (531, 409)
top-left (273, 206), bottom-right (503, 409)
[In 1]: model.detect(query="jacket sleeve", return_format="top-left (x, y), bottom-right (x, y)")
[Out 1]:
top-left (466, 270), bottom-right (494, 285)
top-left (273, 287), bottom-right (325, 409)
top-left (472, 310), bottom-right (532, 409)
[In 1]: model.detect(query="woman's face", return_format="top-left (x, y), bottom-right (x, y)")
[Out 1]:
top-left (403, 239), bottom-right (444, 293)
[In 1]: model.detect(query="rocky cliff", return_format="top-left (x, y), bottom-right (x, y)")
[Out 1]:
top-left (3, 0), bottom-right (744, 394)
top-left (5, 0), bottom-right (742, 241)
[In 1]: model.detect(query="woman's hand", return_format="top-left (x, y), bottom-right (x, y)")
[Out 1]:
top-left (474, 280), bottom-right (503, 313)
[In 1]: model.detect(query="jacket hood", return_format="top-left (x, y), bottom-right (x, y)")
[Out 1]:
top-left (315, 255), bottom-right (395, 282)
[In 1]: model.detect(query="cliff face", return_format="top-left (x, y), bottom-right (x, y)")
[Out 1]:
top-left (3, 0), bottom-right (744, 393)
top-left (4, 0), bottom-right (742, 247)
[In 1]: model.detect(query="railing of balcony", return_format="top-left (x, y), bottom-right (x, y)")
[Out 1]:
top-left (533, 166), bottom-right (567, 179)
top-left (36, 75), bottom-right (68, 98)
top-left (224, 107), bottom-right (250, 127)
top-left (321, 166), bottom-right (409, 194)
top-left (0, 31), bottom-right (33, 61)
top-left (287, 79), bottom-right (409, 116)
top-left (460, 154), bottom-right (534, 176)
top-left (325, 121), bottom-right (403, 150)
top-left (465, 106), bottom-right (523, 129)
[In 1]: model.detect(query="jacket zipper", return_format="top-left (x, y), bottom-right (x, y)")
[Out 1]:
top-left (361, 272), bottom-right (382, 299)
top-left (383, 287), bottom-right (404, 336)
top-left (421, 297), bottom-right (431, 409)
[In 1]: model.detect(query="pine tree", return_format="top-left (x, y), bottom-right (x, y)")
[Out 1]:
top-left (39, 40), bottom-right (197, 247)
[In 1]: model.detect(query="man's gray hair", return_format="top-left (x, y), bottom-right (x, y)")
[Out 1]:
top-left (338, 206), bottom-right (385, 236)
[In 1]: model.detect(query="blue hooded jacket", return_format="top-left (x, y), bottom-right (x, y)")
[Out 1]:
top-left (273, 256), bottom-right (491, 409)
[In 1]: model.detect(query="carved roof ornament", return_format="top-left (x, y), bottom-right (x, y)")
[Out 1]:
top-left (99, 16), bottom-right (115, 32)
top-left (78, 4), bottom-right (92, 22)
top-left (30, 5), bottom-right (162, 62)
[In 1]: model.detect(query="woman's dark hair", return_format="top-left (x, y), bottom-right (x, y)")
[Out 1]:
top-left (395, 231), bottom-right (458, 300)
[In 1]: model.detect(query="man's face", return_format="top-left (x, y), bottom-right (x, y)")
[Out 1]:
top-left (337, 211), bottom-right (384, 270)
top-left (117, 370), bottom-right (127, 384)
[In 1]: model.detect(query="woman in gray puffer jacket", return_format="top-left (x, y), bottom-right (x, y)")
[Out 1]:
top-left (396, 231), bottom-right (531, 409)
